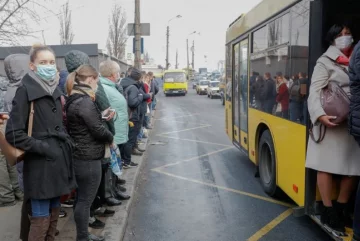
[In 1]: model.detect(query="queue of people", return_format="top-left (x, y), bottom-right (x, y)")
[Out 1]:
top-left (0, 43), bottom-right (158, 241)
top-left (250, 70), bottom-right (308, 123)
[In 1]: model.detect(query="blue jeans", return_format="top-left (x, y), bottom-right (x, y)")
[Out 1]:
top-left (151, 98), bottom-right (157, 110)
top-left (289, 101), bottom-right (303, 122)
top-left (137, 127), bottom-right (144, 140)
top-left (31, 197), bottom-right (61, 217)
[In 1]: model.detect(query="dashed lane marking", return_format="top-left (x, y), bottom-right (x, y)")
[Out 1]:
top-left (151, 146), bottom-right (234, 171)
top-left (247, 209), bottom-right (293, 241)
top-left (154, 113), bottom-right (200, 121)
top-left (156, 125), bottom-right (211, 135)
top-left (152, 169), bottom-right (293, 208)
top-left (157, 134), bottom-right (233, 147)
top-left (155, 119), bottom-right (208, 125)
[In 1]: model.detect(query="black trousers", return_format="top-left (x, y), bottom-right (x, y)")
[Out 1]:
top-left (119, 122), bottom-right (138, 165)
top-left (90, 163), bottom-right (113, 217)
top-left (119, 114), bottom-right (144, 165)
top-left (74, 160), bottom-right (101, 241)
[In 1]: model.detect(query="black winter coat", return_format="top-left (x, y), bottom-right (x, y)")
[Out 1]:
top-left (150, 78), bottom-right (159, 96)
top-left (349, 42), bottom-right (360, 144)
top-left (66, 93), bottom-right (113, 161)
top-left (263, 78), bottom-right (276, 101)
top-left (5, 73), bottom-right (76, 199)
top-left (254, 79), bottom-right (265, 102)
top-left (121, 77), bottom-right (143, 122)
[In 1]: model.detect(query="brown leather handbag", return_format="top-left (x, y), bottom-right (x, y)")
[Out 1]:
top-left (0, 102), bottom-right (34, 166)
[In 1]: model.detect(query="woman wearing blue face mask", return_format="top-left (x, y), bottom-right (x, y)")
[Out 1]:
top-left (5, 44), bottom-right (76, 241)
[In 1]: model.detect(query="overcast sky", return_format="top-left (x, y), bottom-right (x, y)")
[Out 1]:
top-left (24, 0), bottom-right (262, 71)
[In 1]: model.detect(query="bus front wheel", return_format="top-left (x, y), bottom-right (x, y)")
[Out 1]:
top-left (258, 130), bottom-right (279, 197)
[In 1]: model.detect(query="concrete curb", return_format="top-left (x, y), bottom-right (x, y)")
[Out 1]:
top-left (100, 139), bottom-right (150, 241)
top-left (99, 112), bottom-right (156, 241)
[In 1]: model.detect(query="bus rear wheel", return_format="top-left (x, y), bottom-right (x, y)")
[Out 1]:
top-left (258, 130), bottom-right (279, 197)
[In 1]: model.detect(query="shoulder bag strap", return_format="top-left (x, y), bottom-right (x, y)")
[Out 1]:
top-left (325, 56), bottom-right (349, 74)
top-left (309, 123), bottom-right (326, 143)
top-left (27, 102), bottom-right (34, 137)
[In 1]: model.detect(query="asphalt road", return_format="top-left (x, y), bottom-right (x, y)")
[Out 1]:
top-left (123, 87), bottom-right (332, 241)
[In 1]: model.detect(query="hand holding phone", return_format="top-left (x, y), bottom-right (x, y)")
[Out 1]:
top-left (102, 108), bottom-right (115, 121)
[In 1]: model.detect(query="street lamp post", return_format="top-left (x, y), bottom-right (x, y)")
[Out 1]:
top-left (186, 31), bottom-right (197, 72)
top-left (191, 32), bottom-right (200, 70)
top-left (166, 15), bottom-right (182, 70)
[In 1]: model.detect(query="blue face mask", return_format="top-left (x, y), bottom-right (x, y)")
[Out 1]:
top-left (36, 64), bottom-right (57, 82)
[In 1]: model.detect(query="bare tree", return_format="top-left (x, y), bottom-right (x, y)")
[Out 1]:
top-left (59, 1), bottom-right (74, 45)
top-left (106, 4), bottom-right (127, 60)
top-left (0, 0), bottom-right (44, 45)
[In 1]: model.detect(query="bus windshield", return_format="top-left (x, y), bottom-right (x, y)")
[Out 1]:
top-left (164, 72), bottom-right (186, 83)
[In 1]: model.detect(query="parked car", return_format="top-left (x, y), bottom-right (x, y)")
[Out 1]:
top-left (196, 80), bottom-right (210, 95)
top-left (207, 81), bottom-right (220, 99)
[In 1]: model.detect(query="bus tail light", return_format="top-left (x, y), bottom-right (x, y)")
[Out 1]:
top-left (251, 150), bottom-right (255, 156)
top-left (293, 184), bottom-right (298, 193)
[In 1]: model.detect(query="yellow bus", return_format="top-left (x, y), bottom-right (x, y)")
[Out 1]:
top-left (163, 70), bottom-right (188, 96)
top-left (225, 0), bottom-right (359, 240)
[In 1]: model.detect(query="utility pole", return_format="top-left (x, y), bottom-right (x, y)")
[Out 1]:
top-left (191, 40), bottom-right (195, 70)
top-left (186, 38), bottom-right (189, 71)
top-left (175, 49), bottom-right (178, 69)
top-left (134, 0), bottom-right (141, 69)
top-left (166, 26), bottom-right (169, 69)
top-left (166, 15), bottom-right (182, 70)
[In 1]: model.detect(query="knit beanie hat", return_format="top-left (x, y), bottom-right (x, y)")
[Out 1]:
top-left (64, 50), bottom-right (90, 73)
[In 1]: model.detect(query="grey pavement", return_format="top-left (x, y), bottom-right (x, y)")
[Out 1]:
top-left (123, 89), bottom-right (332, 241)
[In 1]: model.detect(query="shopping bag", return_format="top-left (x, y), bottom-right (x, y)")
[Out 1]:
top-left (110, 146), bottom-right (122, 178)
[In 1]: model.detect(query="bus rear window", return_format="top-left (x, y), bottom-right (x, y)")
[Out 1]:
top-left (164, 72), bottom-right (186, 82)
top-left (200, 81), bottom-right (209, 85)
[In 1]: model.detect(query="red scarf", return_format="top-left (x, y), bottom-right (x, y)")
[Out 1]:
top-left (336, 47), bottom-right (353, 66)
top-left (336, 56), bottom-right (350, 66)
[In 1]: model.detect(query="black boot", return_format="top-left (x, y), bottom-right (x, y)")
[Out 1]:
top-left (113, 190), bottom-right (131, 200)
top-left (116, 184), bottom-right (127, 192)
top-left (116, 178), bottom-right (126, 185)
top-left (334, 201), bottom-right (346, 229)
top-left (106, 197), bottom-right (122, 206)
top-left (321, 205), bottom-right (346, 233)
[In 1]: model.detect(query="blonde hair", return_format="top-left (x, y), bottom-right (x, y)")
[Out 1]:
top-left (29, 43), bottom-right (55, 62)
top-left (99, 60), bottom-right (120, 77)
top-left (66, 64), bottom-right (98, 94)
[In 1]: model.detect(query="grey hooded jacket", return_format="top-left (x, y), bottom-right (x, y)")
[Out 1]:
top-left (2, 54), bottom-right (30, 191)
top-left (3, 54), bottom-right (30, 112)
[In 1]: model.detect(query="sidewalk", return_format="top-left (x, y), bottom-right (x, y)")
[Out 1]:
top-left (0, 131), bottom-right (151, 241)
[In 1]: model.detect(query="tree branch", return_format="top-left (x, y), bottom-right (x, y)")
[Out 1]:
top-left (0, 0), bottom-right (30, 31)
